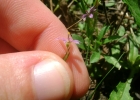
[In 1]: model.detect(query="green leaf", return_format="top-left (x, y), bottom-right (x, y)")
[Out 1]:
top-left (109, 79), bottom-right (133, 100)
top-left (97, 25), bottom-right (110, 41)
top-left (90, 52), bottom-right (100, 63)
top-left (85, 0), bottom-right (94, 5)
top-left (105, 0), bottom-right (115, 7)
top-left (123, 0), bottom-right (140, 27)
top-left (111, 45), bottom-right (120, 56)
top-left (128, 39), bottom-right (138, 65)
top-left (117, 26), bottom-right (126, 43)
top-left (84, 37), bottom-right (90, 46)
top-left (72, 34), bottom-right (85, 50)
top-left (103, 35), bottom-right (121, 44)
top-left (104, 56), bottom-right (121, 70)
top-left (117, 26), bottom-right (125, 36)
top-left (133, 55), bottom-right (140, 67)
top-left (78, 22), bottom-right (85, 31)
top-left (78, 0), bottom-right (87, 13)
top-left (136, 34), bottom-right (140, 44)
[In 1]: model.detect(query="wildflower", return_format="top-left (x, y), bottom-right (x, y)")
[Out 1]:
top-left (56, 32), bottom-right (80, 61)
top-left (57, 33), bottom-right (80, 45)
top-left (82, 6), bottom-right (96, 21)
top-left (57, 37), bottom-right (80, 44)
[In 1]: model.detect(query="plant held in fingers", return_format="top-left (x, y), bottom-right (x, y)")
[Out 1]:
top-left (57, 32), bottom-right (80, 61)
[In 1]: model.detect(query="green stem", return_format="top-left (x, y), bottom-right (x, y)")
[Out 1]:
top-left (63, 51), bottom-right (70, 61)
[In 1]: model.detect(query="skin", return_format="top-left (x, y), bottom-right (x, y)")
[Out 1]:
top-left (0, 0), bottom-right (90, 100)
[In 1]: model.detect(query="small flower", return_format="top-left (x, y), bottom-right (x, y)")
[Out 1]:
top-left (56, 32), bottom-right (79, 44)
top-left (56, 32), bottom-right (80, 61)
top-left (57, 37), bottom-right (80, 44)
top-left (82, 6), bottom-right (96, 21)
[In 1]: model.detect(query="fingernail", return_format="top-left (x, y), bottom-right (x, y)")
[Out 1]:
top-left (32, 59), bottom-right (71, 100)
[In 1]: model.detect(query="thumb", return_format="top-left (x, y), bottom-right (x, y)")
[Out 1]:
top-left (0, 51), bottom-right (73, 100)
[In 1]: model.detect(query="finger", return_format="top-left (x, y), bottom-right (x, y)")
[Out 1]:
top-left (0, 51), bottom-right (73, 100)
top-left (0, 0), bottom-right (90, 98)
top-left (0, 38), bottom-right (17, 53)
top-left (0, 0), bottom-right (67, 51)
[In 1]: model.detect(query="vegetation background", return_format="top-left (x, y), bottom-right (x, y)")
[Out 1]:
top-left (41, 0), bottom-right (140, 100)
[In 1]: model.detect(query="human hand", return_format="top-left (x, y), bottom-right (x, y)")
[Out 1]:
top-left (0, 0), bottom-right (90, 100)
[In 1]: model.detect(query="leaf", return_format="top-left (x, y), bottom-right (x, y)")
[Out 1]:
top-left (109, 79), bottom-right (133, 100)
top-left (117, 26), bottom-right (125, 36)
top-left (84, 37), bottom-right (90, 46)
top-left (117, 26), bottom-right (127, 43)
top-left (78, 22), bottom-right (85, 31)
top-left (105, 0), bottom-right (115, 7)
top-left (90, 52), bottom-right (100, 63)
top-left (72, 34), bottom-right (86, 50)
top-left (85, 0), bottom-right (94, 5)
top-left (133, 55), bottom-right (140, 67)
top-left (136, 34), bottom-right (140, 44)
top-left (97, 25), bottom-right (110, 41)
top-left (111, 45), bottom-right (120, 56)
top-left (103, 35), bottom-right (121, 44)
top-left (104, 56), bottom-right (121, 70)
top-left (128, 39), bottom-right (138, 65)
top-left (123, 0), bottom-right (140, 27)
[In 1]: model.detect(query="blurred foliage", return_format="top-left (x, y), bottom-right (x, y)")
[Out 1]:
top-left (42, 0), bottom-right (140, 99)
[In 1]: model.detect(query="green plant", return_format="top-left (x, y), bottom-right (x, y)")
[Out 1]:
top-left (42, 0), bottom-right (140, 99)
